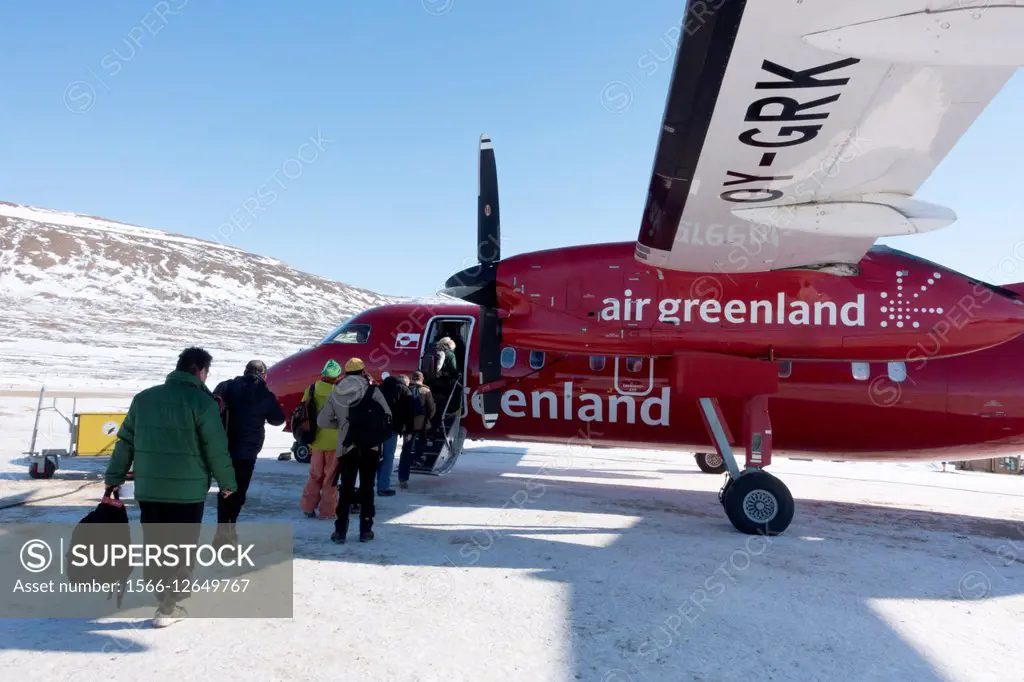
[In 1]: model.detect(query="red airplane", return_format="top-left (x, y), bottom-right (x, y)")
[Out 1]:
top-left (267, 2), bottom-right (1024, 536)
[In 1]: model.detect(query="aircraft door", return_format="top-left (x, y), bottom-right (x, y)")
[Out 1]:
top-left (420, 315), bottom-right (474, 418)
top-left (411, 315), bottom-right (474, 478)
top-left (620, 269), bottom-right (658, 354)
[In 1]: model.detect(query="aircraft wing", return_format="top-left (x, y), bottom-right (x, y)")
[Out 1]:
top-left (634, 0), bottom-right (1022, 274)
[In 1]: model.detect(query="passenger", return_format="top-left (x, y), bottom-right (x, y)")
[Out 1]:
top-left (434, 336), bottom-right (459, 381)
top-left (211, 360), bottom-right (286, 544)
top-left (376, 373), bottom-right (412, 497)
top-left (298, 359), bottom-right (343, 519)
top-left (317, 358), bottom-right (392, 543)
top-left (104, 346), bottom-right (236, 628)
top-left (398, 371), bottom-right (437, 490)
top-left (429, 336), bottom-right (460, 430)
top-left (350, 371), bottom-right (380, 513)
top-left (448, 329), bottom-right (466, 374)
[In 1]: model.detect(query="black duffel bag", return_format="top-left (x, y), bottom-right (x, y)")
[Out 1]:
top-left (65, 486), bottom-right (133, 607)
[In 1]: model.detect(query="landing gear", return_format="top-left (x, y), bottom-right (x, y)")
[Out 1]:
top-left (292, 442), bottom-right (311, 464)
top-left (698, 395), bottom-right (795, 536)
top-left (695, 451), bottom-right (725, 474)
top-left (721, 470), bottom-right (794, 536)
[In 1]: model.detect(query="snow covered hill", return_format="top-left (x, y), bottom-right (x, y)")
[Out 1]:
top-left (0, 202), bottom-right (394, 388)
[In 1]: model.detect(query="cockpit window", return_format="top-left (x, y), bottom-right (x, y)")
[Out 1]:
top-left (317, 317), bottom-right (353, 345)
top-left (325, 323), bottom-right (370, 344)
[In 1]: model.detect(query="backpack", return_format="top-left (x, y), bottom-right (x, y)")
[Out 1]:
top-left (345, 385), bottom-right (392, 449)
top-left (421, 352), bottom-right (439, 380)
top-left (410, 385), bottom-right (425, 416)
top-left (289, 383), bottom-right (318, 445)
top-left (65, 487), bottom-right (133, 607)
top-left (379, 377), bottom-right (400, 411)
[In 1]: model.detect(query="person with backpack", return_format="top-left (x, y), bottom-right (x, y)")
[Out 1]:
top-left (398, 371), bottom-right (437, 489)
top-left (317, 358), bottom-right (392, 543)
top-left (211, 360), bottom-right (286, 542)
top-left (376, 374), bottom-right (412, 497)
top-left (428, 336), bottom-right (460, 430)
top-left (297, 359), bottom-right (343, 519)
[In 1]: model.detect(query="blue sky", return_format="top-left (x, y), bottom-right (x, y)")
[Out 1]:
top-left (1, 1), bottom-right (1022, 297)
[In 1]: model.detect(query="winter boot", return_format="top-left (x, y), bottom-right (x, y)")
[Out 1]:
top-left (331, 514), bottom-right (349, 544)
top-left (359, 516), bottom-right (374, 542)
top-left (212, 523), bottom-right (235, 550)
top-left (152, 599), bottom-right (187, 628)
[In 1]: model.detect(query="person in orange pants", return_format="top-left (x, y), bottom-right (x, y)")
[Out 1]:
top-left (299, 359), bottom-right (343, 519)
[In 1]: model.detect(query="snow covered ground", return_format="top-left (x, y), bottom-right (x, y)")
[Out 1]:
top-left (0, 390), bottom-right (1023, 681)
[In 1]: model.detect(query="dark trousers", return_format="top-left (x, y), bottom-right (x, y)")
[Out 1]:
top-left (398, 431), bottom-right (427, 482)
top-left (137, 500), bottom-right (205, 610)
top-left (217, 458), bottom-right (256, 523)
top-left (335, 446), bottom-right (380, 537)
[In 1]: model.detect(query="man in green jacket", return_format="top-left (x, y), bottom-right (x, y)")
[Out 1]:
top-left (105, 346), bottom-right (236, 628)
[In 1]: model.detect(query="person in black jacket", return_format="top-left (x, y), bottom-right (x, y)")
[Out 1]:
top-left (212, 360), bottom-right (286, 535)
top-left (376, 374), bottom-right (412, 497)
top-left (398, 372), bottom-right (437, 489)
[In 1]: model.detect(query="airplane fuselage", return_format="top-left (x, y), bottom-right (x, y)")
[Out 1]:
top-left (267, 243), bottom-right (1024, 462)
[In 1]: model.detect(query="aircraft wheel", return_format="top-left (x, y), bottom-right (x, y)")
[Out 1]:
top-left (293, 444), bottom-right (311, 464)
top-left (723, 471), bottom-right (794, 536)
top-left (695, 452), bottom-right (726, 474)
top-left (29, 459), bottom-right (56, 480)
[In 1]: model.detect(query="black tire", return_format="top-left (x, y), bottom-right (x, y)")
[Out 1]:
top-left (29, 459), bottom-right (56, 480)
top-left (695, 452), bottom-right (726, 474)
top-left (294, 444), bottom-right (312, 464)
top-left (722, 471), bottom-right (794, 536)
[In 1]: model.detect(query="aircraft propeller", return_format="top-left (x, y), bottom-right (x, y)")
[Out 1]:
top-left (443, 135), bottom-right (503, 429)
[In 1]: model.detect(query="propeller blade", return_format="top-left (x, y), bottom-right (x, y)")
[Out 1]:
top-left (478, 134), bottom-right (500, 265)
top-left (482, 391), bottom-right (500, 430)
top-left (479, 306), bottom-right (502, 429)
top-left (477, 134), bottom-right (502, 430)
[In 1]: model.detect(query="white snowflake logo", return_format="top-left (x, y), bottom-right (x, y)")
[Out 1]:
top-left (879, 269), bottom-right (945, 329)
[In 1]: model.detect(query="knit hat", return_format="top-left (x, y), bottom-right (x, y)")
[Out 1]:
top-left (345, 358), bottom-right (366, 373)
top-left (322, 359), bottom-right (342, 379)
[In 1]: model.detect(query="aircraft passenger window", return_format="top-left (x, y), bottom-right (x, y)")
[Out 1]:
top-left (500, 347), bottom-right (516, 369)
top-left (327, 323), bottom-right (370, 344)
top-left (626, 357), bottom-right (642, 373)
top-left (589, 356), bottom-right (606, 372)
top-left (887, 361), bottom-right (907, 383)
top-left (778, 361), bottom-right (792, 379)
top-left (851, 362), bottom-right (870, 381)
top-left (529, 351), bottom-right (545, 370)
